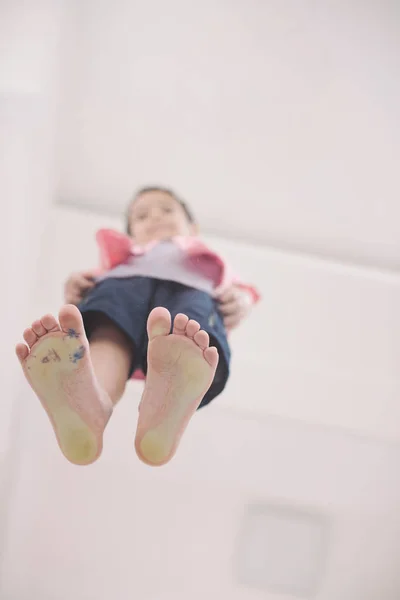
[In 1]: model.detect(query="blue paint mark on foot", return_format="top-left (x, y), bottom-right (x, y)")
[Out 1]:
top-left (70, 345), bottom-right (85, 363)
top-left (67, 328), bottom-right (80, 339)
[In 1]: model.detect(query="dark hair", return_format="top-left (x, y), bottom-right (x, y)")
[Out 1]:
top-left (125, 186), bottom-right (195, 235)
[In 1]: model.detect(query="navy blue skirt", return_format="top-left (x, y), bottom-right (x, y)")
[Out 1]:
top-left (78, 276), bottom-right (231, 408)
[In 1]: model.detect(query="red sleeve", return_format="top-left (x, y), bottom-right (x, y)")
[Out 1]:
top-left (96, 228), bottom-right (132, 270)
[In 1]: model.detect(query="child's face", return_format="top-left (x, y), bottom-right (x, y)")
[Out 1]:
top-left (128, 191), bottom-right (197, 244)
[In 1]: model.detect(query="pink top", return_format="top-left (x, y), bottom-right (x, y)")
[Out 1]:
top-left (96, 228), bottom-right (260, 303)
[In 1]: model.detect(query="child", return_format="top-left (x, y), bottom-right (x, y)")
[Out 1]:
top-left (16, 187), bottom-right (259, 467)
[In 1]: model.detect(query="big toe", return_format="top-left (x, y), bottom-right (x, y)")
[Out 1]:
top-left (59, 304), bottom-right (86, 337)
top-left (147, 307), bottom-right (171, 340)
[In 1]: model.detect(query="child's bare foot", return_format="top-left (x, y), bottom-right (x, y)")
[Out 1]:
top-left (15, 305), bottom-right (112, 466)
top-left (135, 307), bottom-right (219, 466)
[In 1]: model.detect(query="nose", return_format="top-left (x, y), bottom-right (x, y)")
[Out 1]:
top-left (150, 207), bottom-right (163, 221)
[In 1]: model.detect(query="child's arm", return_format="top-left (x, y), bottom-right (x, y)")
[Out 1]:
top-left (64, 270), bottom-right (97, 305)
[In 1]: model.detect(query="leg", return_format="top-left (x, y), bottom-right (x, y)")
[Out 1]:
top-left (79, 276), bottom-right (156, 394)
top-left (87, 315), bottom-right (133, 405)
top-left (135, 307), bottom-right (219, 467)
top-left (15, 305), bottom-right (132, 466)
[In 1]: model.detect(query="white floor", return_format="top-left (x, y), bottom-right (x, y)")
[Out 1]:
top-left (1, 206), bottom-right (399, 599)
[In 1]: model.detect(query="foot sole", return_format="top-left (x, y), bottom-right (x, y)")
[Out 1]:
top-left (24, 332), bottom-right (103, 465)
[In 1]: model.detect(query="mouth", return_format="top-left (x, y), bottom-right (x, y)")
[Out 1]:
top-left (149, 223), bottom-right (168, 233)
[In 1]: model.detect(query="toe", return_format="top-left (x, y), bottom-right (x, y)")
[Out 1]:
top-left (204, 346), bottom-right (219, 369)
top-left (59, 304), bottom-right (85, 336)
top-left (15, 343), bottom-right (29, 362)
top-left (23, 328), bottom-right (37, 348)
top-left (185, 319), bottom-right (201, 339)
top-left (41, 314), bottom-right (60, 332)
top-left (193, 330), bottom-right (209, 350)
top-left (172, 313), bottom-right (189, 335)
top-left (31, 319), bottom-right (47, 337)
top-left (147, 307), bottom-right (171, 340)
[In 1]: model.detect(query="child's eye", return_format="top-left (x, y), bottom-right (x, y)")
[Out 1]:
top-left (136, 213), bottom-right (147, 221)
top-left (163, 207), bottom-right (173, 214)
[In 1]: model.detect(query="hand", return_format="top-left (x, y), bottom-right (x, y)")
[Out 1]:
top-left (217, 285), bottom-right (252, 331)
top-left (64, 270), bottom-right (97, 305)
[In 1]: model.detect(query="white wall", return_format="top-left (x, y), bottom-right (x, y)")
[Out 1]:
top-left (1, 205), bottom-right (399, 600)
top-left (0, 0), bottom-right (66, 568)
top-left (55, 0), bottom-right (400, 269)
top-left (0, 0), bottom-right (66, 445)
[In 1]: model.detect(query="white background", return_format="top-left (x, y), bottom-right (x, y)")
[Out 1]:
top-left (56, 0), bottom-right (400, 269)
top-left (1, 1), bottom-right (399, 599)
